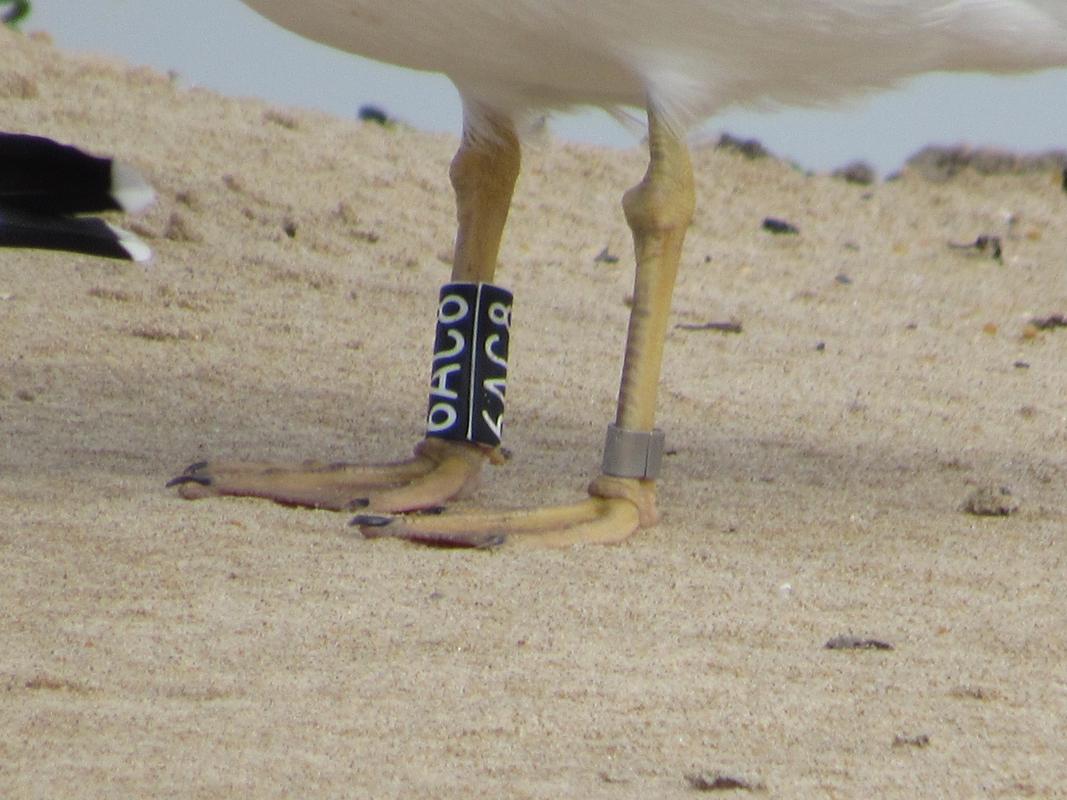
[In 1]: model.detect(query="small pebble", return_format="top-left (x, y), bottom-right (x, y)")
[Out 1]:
top-left (825, 634), bottom-right (893, 650)
top-left (893, 734), bottom-right (931, 748)
top-left (358, 105), bottom-right (390, 125)
top-left (961, 485), bottom-right (1019, 516)
top-left (762, 217), bottom-right (799, 235)
top-left (594, 246), bottom-right (620, 264)
top-left (832, 160), bottom-right (876, 185)
top-left (685, 772), bottom-right (764, 792)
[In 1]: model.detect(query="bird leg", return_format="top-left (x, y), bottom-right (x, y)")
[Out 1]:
top-left (169, 111), bottom-right (521, 513)
top-left (361, 106), bottom-right (695, 547)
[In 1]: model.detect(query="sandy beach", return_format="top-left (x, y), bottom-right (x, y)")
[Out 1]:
top-left (2, 26), bottom-right (1066, 798)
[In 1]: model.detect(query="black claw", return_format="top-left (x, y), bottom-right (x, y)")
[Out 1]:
top-left (416, 505), bottom-right (446, 515)
top-left (350, 514), bottom-right (394, 528)
top-left (166, 461), bottom-right (211, 488)
top-left (165, 474), bottom-right (211, 488)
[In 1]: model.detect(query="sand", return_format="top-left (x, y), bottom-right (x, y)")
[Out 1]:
top-left (2, 25), bottom-right (1066, 799)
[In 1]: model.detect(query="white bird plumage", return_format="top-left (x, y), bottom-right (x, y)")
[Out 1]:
top-left (242, 1), bottom-right (1067, 133)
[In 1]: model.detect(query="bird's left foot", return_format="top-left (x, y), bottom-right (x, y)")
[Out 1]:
top-left (167, 437), bottom-right (494, 512)
top-left (352, 475), bottom-right (657, 548)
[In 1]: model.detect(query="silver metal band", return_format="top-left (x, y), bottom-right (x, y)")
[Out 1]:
top-left (601, 424), bottom-right (665, 479)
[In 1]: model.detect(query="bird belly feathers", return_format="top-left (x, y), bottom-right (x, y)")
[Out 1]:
top-left (242, 0), bottom-right (1067, 125)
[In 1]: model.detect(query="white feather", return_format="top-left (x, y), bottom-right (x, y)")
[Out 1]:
top-left (110, 160), bottom-right (156, 214)
top-left (241, 1), bottom-right (1067, 132)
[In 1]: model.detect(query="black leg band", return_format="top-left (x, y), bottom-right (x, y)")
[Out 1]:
top-left (425, 282), bottom-right (512, 447)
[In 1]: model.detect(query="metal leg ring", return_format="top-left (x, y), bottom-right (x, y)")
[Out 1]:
top-left (601, 424), bottom-right (665, 479)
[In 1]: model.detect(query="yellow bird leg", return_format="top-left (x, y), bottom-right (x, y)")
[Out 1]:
top-left (174, 105), bottom-right (694, 547)
top-left (170, 110), bottom-right (520, 512)
top-left (357, 105), bottom-right (694, 546)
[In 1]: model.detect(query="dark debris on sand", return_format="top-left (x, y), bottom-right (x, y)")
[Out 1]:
top-left (905, 144), bottom-right (1067, 182)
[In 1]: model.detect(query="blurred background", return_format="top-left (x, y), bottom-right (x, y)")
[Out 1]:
top-left (17, 0), bottom-right (1067, 173)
